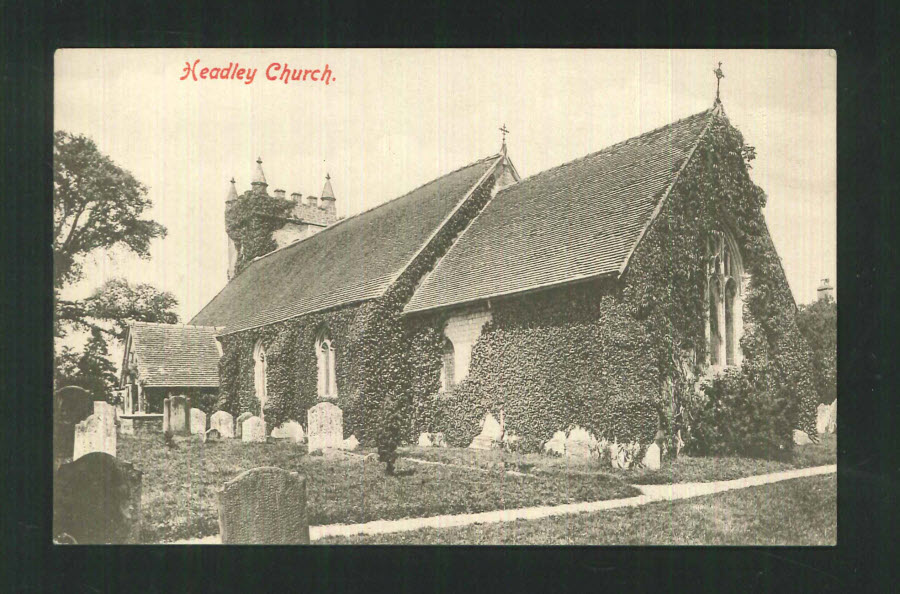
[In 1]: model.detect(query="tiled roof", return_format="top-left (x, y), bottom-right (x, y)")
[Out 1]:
top-left (404, 109), bottom-right (715, 314)
top-left (128, 322), bottom-right (223, 387)
top-left (190, 155), bottom-right (502, 334)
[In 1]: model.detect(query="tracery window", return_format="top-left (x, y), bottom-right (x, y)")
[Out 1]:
top-left (705, 229), bottom-right (744, 369)
top-left (316, 328), bottom-right (337, 398)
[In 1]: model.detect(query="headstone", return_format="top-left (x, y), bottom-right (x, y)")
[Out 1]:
top-left (825, 399), bottom-right (837, 434)
top-left (54, 386), bottom-right (95, 460)
top-left (565, 426), bottom-right (598, 459)
top-left (816, 403), bottom-right (830, 434)
top-left (210, 411), bottom-right (235, 438)
top-left (242, 416), bottom-right (267, 443)
top-left (642, 443), bottom-right (661, 470)
top-left (307, 402), bottom-right (343, 452)
top-left (340, 435), bottom-right (359, 451)
top-left (469, 413), bottom-right (503, 450)
top-left (203, 428), bottom-right (221, 443)
top-left (53, 452), bottom-right (142, 544)
top-left (271, 420), bottom-right (305, 443)
top-left (235, 412), bottom-right (253, 439)
top-left (543, 430), bottom-right (567, 456)
top-left (218, 467), bottom-right (309, 544)
top-left (74, 414), bottom-right (116, 460)
top-left (417, 432), bottom-right (433, 447)
top-left (793, 429), bottom-right (812, 445)
top-left (163, 395), bottom-right (191, 436)
top-left (190, 408), bottom-right (207, 435)
top-left (432, 432), bottom-right (447, 447)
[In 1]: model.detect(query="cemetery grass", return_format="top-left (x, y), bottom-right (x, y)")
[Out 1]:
top-left (318, 474), bottom-right (837, 545)
top-left (118, 433), bottom-right (639, 543)
top-left (400, 433), bottom-right (836, 485)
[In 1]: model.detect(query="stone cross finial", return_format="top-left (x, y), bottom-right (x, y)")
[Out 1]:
top-left (499, 124), bottom-right (509, 145)
top-left (714, 62), bottom-right (725, 102)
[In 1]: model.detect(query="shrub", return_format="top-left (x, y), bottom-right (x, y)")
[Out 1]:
top-left (687, 366), bottom-right (794, 458)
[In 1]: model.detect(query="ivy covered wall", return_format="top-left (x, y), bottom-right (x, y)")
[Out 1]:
top-left (216, 166), bottom-right (501, 451)
top-left (407, 111), bottom-right (819, 455)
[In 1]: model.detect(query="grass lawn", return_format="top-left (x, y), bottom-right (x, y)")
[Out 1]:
top-left (118, 433), bottom-right (638, 543)
top-left (318, 474), bottom-right (837, 545)
top-left (400, 433), bottom-right (836, 485)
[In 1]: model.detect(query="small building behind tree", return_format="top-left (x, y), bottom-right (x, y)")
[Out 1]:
top-left (118, 322), bottom-right (223, 414)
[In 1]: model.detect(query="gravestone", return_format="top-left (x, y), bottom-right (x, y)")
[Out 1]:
top-left (203, 428), bottom-right (221, 443)
top-left (54, 386), bottom-right (95, 460)
top-left (242, 416), bottom-right (266, 443)
top-left (642, 443), bottom-right (661, 470)
top-left (340, 435), bottom-right (359, 451)
top-left (218, 467), bottom-right (309, 544)
top-left (825, 399), bottom-right (837, 434)
top-left (816, 403), bottom-right (829, 434)
top-left (565, 426), bottom-right (598, 459)
top-left (210, 411), bottom-right (235, 438)
top-left (271, 421), bottom-right (305, 443)
top-left (235, 412), bottom-right (253, 439)
top-left (163, 395), bottom-right (191, 436)
top-left (432, 432), bottom-right (447, 447)
top-left (543, 431), bottom-right (567, 456)
top-left (74, 414), bottom-right (116, 460)
top-left (190, 408), bottom-right (207, 435)
top-left (417, 432), bottom-right (433, 447)
top-left (792, 429), bottom-right (812, 445)
top-left (307, 402), bottom-right (343, 452)
top-left (53, 452), bottom-right (142, 544)
top-left (469, 413), bottom-right (503, 450)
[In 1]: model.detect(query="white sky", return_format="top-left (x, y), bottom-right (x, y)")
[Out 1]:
top-left (55, 48), bottom-right (836, 323)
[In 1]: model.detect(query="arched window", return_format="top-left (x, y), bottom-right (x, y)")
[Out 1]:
top-left (705, 229), bottom-right (744, 369)
top-left (316, 328), bottom-right (336, 398)
top-left (253, 339), bottom-right (268, 413)
top-left (440, 338), bottom-right (455, 392)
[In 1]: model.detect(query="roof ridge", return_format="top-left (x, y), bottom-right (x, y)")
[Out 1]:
top-left (131, 321), bottom-right (222, 330)
top-left (498, 108), bottom-right (713, 195)
top-left (244, 153), bottom-right (501, 268)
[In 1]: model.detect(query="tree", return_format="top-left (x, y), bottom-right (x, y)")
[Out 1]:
top-left (54, 131), bottom-right (167, 288)
top-left (56, 277), bottom-right (179, 340)
top-left (55, 328), bottom-right (118, 400)
top-left (796, 296), bottom-right (837, 404)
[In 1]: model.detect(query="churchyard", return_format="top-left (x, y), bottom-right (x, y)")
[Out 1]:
top-left (53, 389), bottom-right (835, 545)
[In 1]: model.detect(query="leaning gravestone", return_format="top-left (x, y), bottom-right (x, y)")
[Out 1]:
top-left (218, 467), bottom-right (309, 544)
top-left (163, 395), bottom-right (191, 436)
top-left (271, 420), bottom-right (305, 443)
top-left (74, 413), bottom-right (116, 460)
top-left (210, 411), bottom-right (235, 438)
top-left (469, 413), bottom-right (503, 450)
top-left (190, 408), bottom-right (207, 435)
top-left (54, 386), bottom-right (96, 460)
top-left (235, 412), bottom-right (253, 439)
top-left (242, 416), bottom-right (267, 443)
top-left (53, 452), bottom-right (142, 544)
top-left (307, 402), bottom-right (343, 452)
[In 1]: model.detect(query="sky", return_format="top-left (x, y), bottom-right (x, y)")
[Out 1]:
top-left (55, 48), bottom-right (836, 325)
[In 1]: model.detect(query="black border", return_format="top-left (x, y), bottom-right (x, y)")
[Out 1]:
top-left (2, 1), bottom-right (895, 591)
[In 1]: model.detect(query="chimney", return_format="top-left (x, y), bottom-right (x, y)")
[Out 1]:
top-left (307, 195), bottom-right (318, 208)
top-left (291, 192), bottom-right (302, 206)
top-left (817, 278), bottom-right (834, 302)
top-left (274, 189), bottom-right (286, 199)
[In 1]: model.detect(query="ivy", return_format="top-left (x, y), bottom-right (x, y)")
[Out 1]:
top-left (224, 190), bottom-right (294, 276)
top-left (407, 113), bottom-right (819, 457)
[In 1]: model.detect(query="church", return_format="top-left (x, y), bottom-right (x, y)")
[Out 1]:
top-left (187, 98), bottom-right (819, 451)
